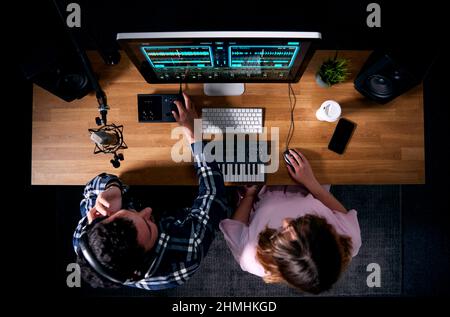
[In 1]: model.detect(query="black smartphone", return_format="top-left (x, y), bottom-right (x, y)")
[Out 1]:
top-left (328, 118), bottom-right (356, 154)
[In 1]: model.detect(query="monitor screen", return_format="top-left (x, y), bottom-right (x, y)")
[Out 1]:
top-left (117, 32), bottom-right (321, 83)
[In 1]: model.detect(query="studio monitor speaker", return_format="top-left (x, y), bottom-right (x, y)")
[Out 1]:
top-left (354, 50), bottom-right (430, 104)
top-left (20, 47), bottom-right (92, 102)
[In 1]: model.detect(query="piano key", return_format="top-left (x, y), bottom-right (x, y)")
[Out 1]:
top-left (216, 162), bottom-right (267, 183)
top-left (257, 165), bottom-right (264, 182)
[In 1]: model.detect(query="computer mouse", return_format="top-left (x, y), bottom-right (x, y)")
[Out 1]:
top-left (283, 148), bottom-right (302, 168)
top-left (283, 149), bottom-right (294, 168)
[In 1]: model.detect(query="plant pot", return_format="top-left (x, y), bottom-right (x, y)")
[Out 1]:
top-left (315, 73), bottom-right (330, 88)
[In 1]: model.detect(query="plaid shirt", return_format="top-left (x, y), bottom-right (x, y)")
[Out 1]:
top-left (73, 142), bottom-right (229, 290)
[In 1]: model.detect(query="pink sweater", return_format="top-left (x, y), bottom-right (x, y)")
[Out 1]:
top-left (219, 185), bottom-right (362, 277)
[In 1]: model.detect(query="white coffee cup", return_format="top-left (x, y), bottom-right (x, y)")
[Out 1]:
top-left (316, 100), bottom-right (341, 122)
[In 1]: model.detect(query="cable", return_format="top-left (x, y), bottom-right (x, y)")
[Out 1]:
top-left (285, 83), bottom-right (297, 150)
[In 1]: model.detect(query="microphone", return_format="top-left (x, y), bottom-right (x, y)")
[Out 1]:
top-left (90, 130), bottom-right (118, 146)
top-left (88, 124), bottom-right (127, 168)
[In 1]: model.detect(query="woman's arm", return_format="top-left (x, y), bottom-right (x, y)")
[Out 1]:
top-left (231, 185), bottom-right (260, 224)
top-left (285, 149), bottom-right (347, 214)
top-left (305, 181), bottom-right (347, 214)
top-left (232, 196), bottom-right (254, 224)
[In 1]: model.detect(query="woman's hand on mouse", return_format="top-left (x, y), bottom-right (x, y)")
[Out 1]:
top-left (173, 93), bottom-right (199, 144)
top-left (286, 149), bottom-right (318, 189)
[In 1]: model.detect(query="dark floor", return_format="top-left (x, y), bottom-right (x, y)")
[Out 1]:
top-left (14, 0), bottom-right (449, 304)
top-left (56, 185), bottom-right (404, 297)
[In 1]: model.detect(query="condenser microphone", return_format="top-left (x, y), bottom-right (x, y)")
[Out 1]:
top-left (88, 124), bottom-right (127, 168)
top-left (90, 130), bottom-right (118, 146)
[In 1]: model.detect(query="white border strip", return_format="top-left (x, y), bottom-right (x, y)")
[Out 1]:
top-left (117, 31), bottom-right (321, 40)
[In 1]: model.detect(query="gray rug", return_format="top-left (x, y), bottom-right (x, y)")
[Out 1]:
top-left (91, 185), bottom-right (401, 297)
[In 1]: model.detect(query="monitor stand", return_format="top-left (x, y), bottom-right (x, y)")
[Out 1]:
top-left (204, 83), bottom-right (245, 96)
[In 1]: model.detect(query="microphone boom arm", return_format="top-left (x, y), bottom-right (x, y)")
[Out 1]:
top-left (53, 0), bottom-right (109, 125)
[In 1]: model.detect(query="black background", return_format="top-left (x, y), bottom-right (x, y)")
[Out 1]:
top-left (10, 0), bottom-right (448, 309)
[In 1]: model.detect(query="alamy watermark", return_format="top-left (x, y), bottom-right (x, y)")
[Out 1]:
top-left (66, 261), bottom-right (383, 288)
top-left (171, 119), bottom-right (280, 174)
top-left (366, 3), bottom-right (381, 28)
top-left (366, 263), bottom-right (381, 288)
top-left (66, 3), bottom-right (81, 28)
top-left (66, 263), bottom-right (81, 288)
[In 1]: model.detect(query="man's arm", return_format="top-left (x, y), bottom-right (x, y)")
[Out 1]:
top-left (134, 95), bottom-right (229, 290)
top-left (73, 173), bottom-right (124, 253)
top-left (191, 141), bottom-right (229, 225)
top-left (79, 173), bottom-right (123, 217)
top-left (172, 93), bottom-right (229, 261)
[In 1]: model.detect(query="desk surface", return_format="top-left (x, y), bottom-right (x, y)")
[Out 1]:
top-left (32, 50), bottom-right (425, 185)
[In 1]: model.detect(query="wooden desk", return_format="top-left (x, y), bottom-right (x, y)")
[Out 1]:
top-left (32, 50), bottom-right (425, 185)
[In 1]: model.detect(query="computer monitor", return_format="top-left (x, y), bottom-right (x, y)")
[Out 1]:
top-left (117, 31), bottom-right (321, 96)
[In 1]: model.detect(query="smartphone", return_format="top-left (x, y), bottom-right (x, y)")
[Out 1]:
top-left (328, 118), bottom-right (356, 154)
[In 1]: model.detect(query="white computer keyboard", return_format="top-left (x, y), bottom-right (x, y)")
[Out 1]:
top-left (201, 107), bottom-right (264, 134)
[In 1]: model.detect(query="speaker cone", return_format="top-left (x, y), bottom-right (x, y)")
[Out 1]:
top-left (57, 72), bottom-right (89, 95)
top-left (367, 75), bottom-right (393, 97)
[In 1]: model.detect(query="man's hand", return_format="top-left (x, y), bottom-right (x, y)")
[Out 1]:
top-left (87, 185), bottom-right (122, 223)
top-left (173, 92), bottom-right (199, 144)
top-left (285, 149), bottom-right (319, 190)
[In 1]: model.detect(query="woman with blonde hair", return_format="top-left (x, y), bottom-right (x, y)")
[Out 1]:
top-left (220, 149), bottom-right (361, 294)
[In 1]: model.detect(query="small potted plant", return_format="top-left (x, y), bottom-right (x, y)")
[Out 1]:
top-left (316, 57), bottom-right (350, 87)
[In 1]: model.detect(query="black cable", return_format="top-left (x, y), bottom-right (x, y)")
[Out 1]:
top-left (285, 83), bottom-right (297, 150)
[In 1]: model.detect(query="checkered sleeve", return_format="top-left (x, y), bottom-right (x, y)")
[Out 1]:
top-left (72, 173), bottom-right (122, 254)
top-left (132, 142), bottom-right (230, 290)
top-left (189, 141), bottom-right (229, 254)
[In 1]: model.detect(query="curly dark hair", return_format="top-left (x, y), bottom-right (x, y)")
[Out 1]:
top-left (256, 214), bottom-right (352, 294)
top-left (76, 217), bottom-right (146, 288)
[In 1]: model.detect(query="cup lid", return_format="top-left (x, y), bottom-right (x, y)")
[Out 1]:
top-left (321, 100), bottom-right (341, 121)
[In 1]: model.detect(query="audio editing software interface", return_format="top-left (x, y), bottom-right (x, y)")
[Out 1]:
top-left (139, 40), bottom-right (302, 82)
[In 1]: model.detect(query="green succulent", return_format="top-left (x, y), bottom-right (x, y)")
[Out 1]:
top-left (317, 57), bottom-right (350, 86)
